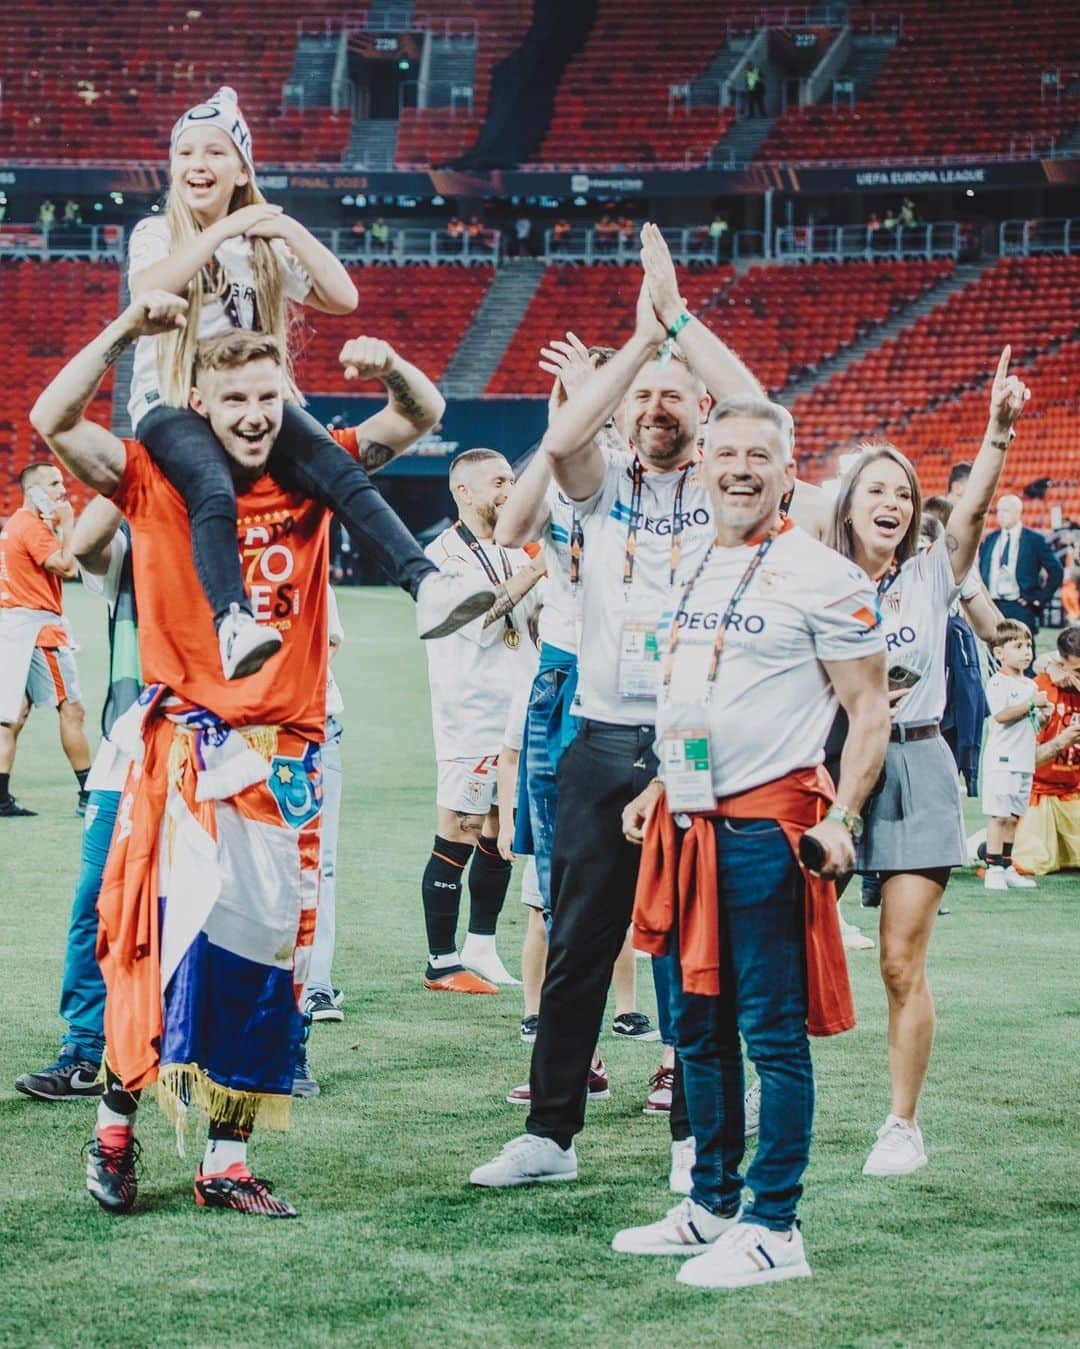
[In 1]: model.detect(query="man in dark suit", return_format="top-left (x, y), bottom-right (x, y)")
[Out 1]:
top-left (979, 493), bottom-right (1063, 637)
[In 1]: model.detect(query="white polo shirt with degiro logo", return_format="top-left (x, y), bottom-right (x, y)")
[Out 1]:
top-left (571, 454), bottom-right (714, 726)
top-left (655, 522), bottom-right (883, 798)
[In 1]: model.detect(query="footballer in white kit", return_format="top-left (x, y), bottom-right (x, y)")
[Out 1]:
top-left (419, 449), bottom-right (544, 995)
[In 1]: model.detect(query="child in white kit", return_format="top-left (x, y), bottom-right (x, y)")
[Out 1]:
top-left (982, 620), bottom-right (1051, 891)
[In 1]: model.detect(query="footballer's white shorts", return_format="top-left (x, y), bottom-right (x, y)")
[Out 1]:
top-left (982, 770), bottom-right (1033, 820)
top-left (437, 754), bottom-right (499, 816)
top-left (520, 855), bottom-right (543, 910)
top-left (27, 646), bottom-right (82, 709)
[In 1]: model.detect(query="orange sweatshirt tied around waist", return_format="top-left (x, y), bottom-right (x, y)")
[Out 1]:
top-left (632, 765), bottom-right (855, 1037)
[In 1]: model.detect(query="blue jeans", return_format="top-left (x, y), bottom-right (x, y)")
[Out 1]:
top-left (672, 816), bottom-right (813, 1231)
top-left (523, 649), bottom-right (577, 916)
top-left (306, 716), bottom-right (343, 997)
top-left (58, 788), bottom-right (119, 1062)
top-left (651, 951), bottom-right (676, 1045)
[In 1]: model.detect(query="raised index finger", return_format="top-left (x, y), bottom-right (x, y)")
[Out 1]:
top-left (994, 344), bottom-right (1011, 386)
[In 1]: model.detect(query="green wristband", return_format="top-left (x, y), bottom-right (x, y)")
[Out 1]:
top-left (667, 311), bottom-right (692, 340)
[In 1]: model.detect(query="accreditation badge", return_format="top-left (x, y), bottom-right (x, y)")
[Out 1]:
top-left (618, 621), bottom-right (661, 699)
top-left (660, 726), bottom-right (716, 812)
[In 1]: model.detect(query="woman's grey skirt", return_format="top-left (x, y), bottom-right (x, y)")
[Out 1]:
top-left (856, 730), bottom-right (967, 873)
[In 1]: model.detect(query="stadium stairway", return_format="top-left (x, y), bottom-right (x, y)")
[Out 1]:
top-left (778, 262), bottom-right (991, 404)
top-left (346, 119), bottom-right (399, 170)
top-left (710, 114), bottom-right (774, 164)
top-left (440, 259), bottom-right (547, 398)
top-left (426, 32), bottom-right (479, 107)
top-left (836, 35), bottom-right (896, 100)
top-left (287, 36), bottom-right (340, 108)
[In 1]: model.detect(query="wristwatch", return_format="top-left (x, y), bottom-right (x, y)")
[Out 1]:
top-left (825, 804), bottom-right (864, 840)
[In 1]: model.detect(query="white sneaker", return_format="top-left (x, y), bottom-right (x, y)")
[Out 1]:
top-left (612, 1197), bottom-right (741, 1256)
top-left (984, 866), bottom-right (1008, 892)
top-left (469, 1133), bottom-right (577, 1187)
top-left (460, 934), bottom-right (522, 986)
top-left (677, 1220), bottom-right (811, 1289)
top-left (862, 1115), bottom-right (928, 1177)
top-left (744, 1079), bottom-right (761, 1138)
top-left (669, 1136), bottom-right (695, 1194)
top-left (1004, 866), bottom-right (1036, 889)
top-left (416, 568), bottom-right (496, 640)
top-left (839, 914), bottom-right (875, 950)
top-left (218, 603), bottom-right (283, 680)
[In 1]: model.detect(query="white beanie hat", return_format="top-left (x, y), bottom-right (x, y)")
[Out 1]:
top-left (170, 86), bottom-right (254, 169)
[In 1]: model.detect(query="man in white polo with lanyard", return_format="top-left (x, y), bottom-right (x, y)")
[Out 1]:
top-left (613, 395), bottom-right (889, 1288)
top-left (470, 225), bottom-right (832, 1188)
top-left (420, 449), bottom-right (545, 995)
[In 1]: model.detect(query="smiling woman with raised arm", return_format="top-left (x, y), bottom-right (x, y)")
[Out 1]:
top-left (830, 346), bottom-right (1030, 1181)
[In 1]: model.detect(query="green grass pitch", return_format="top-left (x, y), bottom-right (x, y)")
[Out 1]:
top-left (0, 585), bottom-right (1077, 1347)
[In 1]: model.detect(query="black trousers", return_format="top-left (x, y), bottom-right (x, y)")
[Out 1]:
top-left (527, 719), bottom-right (658, 1149)
top-left (140, 402), bottom-right (435, 622)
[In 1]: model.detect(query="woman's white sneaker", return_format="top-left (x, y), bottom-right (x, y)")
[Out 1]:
top-left (862, 1115), bottom-right (928, 1176)
top-left (612, 1197), bottom-right (741, 1256)
top-left (469, 1134), bottom-right (577, 1187)
top-left (1004, 866), bottom-right (1036, 889)
top-left (677, 1221), bottom-right (811, 1289)
top-left (669, 1136), bottom-right (695, 1194)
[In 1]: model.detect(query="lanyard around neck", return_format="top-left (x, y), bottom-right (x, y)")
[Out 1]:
top-left (456, 520), bottom-right (512, 585)
top-left (661, 522), bottom-right (783, 703)
top-left (623, 457), bottom-right (692, 591)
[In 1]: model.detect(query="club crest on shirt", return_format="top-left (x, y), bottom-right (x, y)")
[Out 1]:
top-left (757, 567), bottom-right (784, 593)
top-left (268, 743), bottom-right (323, 829)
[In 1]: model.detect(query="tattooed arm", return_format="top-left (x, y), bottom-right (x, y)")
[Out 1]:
top-left (338, 336), bottom-right (446, 469)
top-left (482, 553), bottom-right (547, 628)
top-left (30, 290), bottom-right (188, 494)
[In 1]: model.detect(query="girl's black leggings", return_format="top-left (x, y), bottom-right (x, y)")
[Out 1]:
top-left (139, 402), bottom-right (436, 624)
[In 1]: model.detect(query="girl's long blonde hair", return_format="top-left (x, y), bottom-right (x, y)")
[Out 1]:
top-left (157, 172), bottom-right (300, 407)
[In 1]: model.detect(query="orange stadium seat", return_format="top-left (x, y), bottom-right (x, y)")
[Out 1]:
top-left (293, 264), bottom-right (493, 393)
top-left (759, 0), bottom-right (1080, 163)
top-left (788, 256), bottom-right (1080, 524)
top-left (0, 260), bottom-right (120, 519)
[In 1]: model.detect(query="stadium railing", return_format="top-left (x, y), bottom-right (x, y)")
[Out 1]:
top-left (775, 222), bottom-right (962, 263)
top-left (0, 225), bottom-right (124, 262)
top-left (999, 218), bottom-right (1078, 257)
top-left (0, 225), bottom-right (500, 267)
top-left (542, 226), bottom-right (762, 265)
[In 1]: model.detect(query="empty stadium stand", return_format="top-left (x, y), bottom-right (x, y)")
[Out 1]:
top-left (0, 1), bottom-right (355, 163)
top-left (0, 260), bottom-right (119, 518)
top-left (487, 259), bottom-right (951, 395)
top-left (759, 0), bottom-right (1080, 164)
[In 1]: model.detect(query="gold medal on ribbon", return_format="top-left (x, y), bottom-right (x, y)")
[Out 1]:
top-left (503, 625), bottom-right (521, 650)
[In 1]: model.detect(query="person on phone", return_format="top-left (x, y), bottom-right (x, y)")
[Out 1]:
top-left (1013, 624), bottom-right (1080, 876)
top-left (607, 395), bottom-right (888, 1290)
top-left (128, 86), bottom-right (495, 681)
top-left (0, 462), bottom-right (92, 816)
top-left (830, 347), bottom-right (1031, 1179)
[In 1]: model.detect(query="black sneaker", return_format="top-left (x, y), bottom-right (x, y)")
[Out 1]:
top-left (0, 796), bottom-right (37, 818)
top-left (76, 790), bottom-right (90, 817)
top-left (194, 1162), bottom-right (297, 1217)
top-left (85, 1128), bottom-right (141, 1213)
top-left (303, 989), bottom-right (343, 1023)
top-left (612, 1012), bottom-right (660, 1041)
top-left (292, 1051), bottom-right (320, 1098)
top-left (15, 1050), bottom-right (103, 1101)
top-left (520, 1014), bottom-right (539, 1043)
